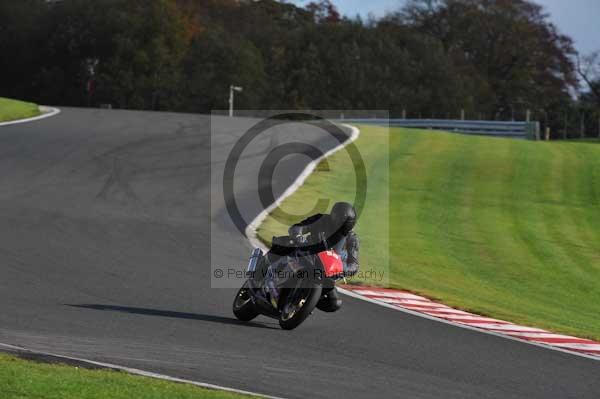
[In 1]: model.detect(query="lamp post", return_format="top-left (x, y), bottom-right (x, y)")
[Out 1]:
top-left (229, 85), bottom-right (243, 117)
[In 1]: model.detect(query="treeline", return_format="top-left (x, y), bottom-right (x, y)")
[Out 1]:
top-left (1, 0), bottom-right (598, 137)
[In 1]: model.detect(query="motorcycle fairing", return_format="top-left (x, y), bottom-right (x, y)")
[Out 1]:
top-left (318, 250), bottom-right (344, 277)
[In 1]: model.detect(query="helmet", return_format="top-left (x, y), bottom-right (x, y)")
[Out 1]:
top-left (330, 202), bottom-right (356, 235)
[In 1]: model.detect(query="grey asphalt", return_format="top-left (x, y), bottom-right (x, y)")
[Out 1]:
top-left (0, 108), bottom-right (599, 399)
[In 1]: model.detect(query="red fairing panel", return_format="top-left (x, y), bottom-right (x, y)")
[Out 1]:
top-left (318, 251), bottom-right (344, 277)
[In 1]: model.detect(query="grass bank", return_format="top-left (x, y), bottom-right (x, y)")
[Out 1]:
top-left (0, 353), bottom-right (253, 399)
top-left (257, 125), bottom-right (600, 340)
top-left (0, 97), bottom-right (40, 122)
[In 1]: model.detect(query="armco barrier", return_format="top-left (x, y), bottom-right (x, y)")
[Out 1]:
top-left (341, 118), bottom-right (540, 140)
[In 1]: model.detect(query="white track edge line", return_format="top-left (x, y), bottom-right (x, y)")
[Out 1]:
top-left (0, 342), bottom-right (284, 399)
top-left (245, 123), bottom-right (360, 252)
top-left (0, 106), bottom-right (61, 127)
top-left (244, 123), bottom-right (600, 363)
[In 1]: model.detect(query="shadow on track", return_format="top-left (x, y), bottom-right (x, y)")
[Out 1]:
top-left (66, 304), bottom-right (277, 329)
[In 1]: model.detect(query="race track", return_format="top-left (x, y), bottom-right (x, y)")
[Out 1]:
top-left (1, 108), bottom-right (599, 399)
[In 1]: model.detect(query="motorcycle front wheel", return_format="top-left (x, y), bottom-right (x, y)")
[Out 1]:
top-left (233, 281), bottom-right (259, 322)
top-left (278, 279), bottom-right (322, 330)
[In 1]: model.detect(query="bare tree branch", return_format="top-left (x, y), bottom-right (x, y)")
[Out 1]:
top-left (577, 51), bottom-right (600, 103)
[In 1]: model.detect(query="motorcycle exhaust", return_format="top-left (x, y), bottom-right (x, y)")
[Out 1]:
top-left (247, 248), bottom-right (263, 274)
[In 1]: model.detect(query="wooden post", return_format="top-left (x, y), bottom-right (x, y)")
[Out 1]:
top-left (460, 109), bottom-right (465, 120)
top-left (402, 109), bottom-right (406, 119)
top-left (535, 122), bottom-right (541, 141)
top-left (526, 109), bottom-right (531, 122)
top-left (545, 127), bottom-right (550, 141)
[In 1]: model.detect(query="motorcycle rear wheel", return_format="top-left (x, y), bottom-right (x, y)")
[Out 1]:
top-left (233, 281), bottom-right (259, 322)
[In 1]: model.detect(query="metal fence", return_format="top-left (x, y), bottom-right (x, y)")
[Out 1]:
top-left (341, 118), bottom-right (540, 140)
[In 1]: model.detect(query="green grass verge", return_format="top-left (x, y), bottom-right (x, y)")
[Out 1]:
top-left (0, 97), bottom-right (40, 122)
top-left (257, 125), bottom-right (600, 340)
top-left (0, 353), bottom-right (253, 399)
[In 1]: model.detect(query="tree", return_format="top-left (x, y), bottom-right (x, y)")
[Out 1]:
top-left (0, 0), bottom-right (582, 123)
top-left (182, 28), bottom-right (267, 112)
top-left (92, 0), bottom-right (189, 110)
top-left (393, 0), bottom-right (578, 119)
top-left (0, 0), bottom-right (49, 101)
top-left (305, 0), bottom-right (341, 24)
top-left (577, 52), bottom-right (600, 107)
top-left (5, 0), bottom-right (189, 109)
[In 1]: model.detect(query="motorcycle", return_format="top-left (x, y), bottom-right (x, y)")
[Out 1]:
top-left (232, 232), bottom-right (345, 330)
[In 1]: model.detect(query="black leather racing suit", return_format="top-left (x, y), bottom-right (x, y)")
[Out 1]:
top-left (289, 213), bottom-right (359, 312)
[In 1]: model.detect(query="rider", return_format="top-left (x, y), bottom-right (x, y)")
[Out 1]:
top-left (287, 202), bottom-right (359, 312)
